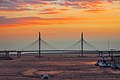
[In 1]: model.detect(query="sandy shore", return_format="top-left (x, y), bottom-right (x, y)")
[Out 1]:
top-left (0, 53), bottom-right (120, 80)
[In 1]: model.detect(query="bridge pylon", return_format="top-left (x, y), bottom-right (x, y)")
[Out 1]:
top-left (38, 32), bottom-right (41, 57)
top-left (81, 32), bottom-right (84, 57)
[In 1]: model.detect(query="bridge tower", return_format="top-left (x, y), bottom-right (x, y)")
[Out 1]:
top-left (38, 32), bottom-right (41, 57)
top-left (81, 32), bottom-right (84, 57)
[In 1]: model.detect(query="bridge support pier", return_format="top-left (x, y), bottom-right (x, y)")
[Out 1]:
top-left (98, 51), bottom-right (101, 57)
top-left (17, 51), bottom-right (21, 58)
top-left (111, 51), bottom-right (113, 57)
top-left (108, 51), bottom-right (112, 57)
top-left (98, 51), bottom-right (103, 57)
top-left (6, 51), bottom-right (9, 59)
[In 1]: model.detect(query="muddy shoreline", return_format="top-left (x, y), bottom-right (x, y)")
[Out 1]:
top-left (0, 53), bottom-right (119, 80)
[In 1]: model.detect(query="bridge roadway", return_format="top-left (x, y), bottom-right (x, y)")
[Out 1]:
top-left (0, 50), bottom-right (120, 55)
top-left (0, 50), bottom-right (120, 59)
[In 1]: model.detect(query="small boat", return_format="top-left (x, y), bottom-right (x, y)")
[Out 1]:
top-left (99, 62), bottom-right (111, 67)
top-left (95, 60), bottom-right (111, 67)
top-left (111, 63), bottom-right (120, 69)
top-left (95, 60), bottom-right (105, 66)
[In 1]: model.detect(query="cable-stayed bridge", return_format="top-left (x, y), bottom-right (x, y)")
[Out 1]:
top-left (66, 39), bottom-right (97, 50)
top-left (21, 37), bottom-right (57, 51)
top-left (21, 32), bottom-right (98, 51)
top-left (0, 32), bottom-right (120, 59)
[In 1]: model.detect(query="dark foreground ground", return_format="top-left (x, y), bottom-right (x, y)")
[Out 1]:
top-left (0, 53), bottom-right (120, 80)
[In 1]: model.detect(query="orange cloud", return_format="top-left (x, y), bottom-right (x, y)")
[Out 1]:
top-left (1, 15), bottom-right (119, 28)
top-left (0, 9), bottom-right (30, 12)
top-left (84, 9), bottom-right (106, 13)
top-left (59, 8), bottom-right (69, 11)
top-left (40, 8), bottom-right (61, 14)
top-left (0, 16), bottom-right (84, 28)
top-left (42, 8), bottom-right (56, 12)
top-left (40, 8), bottom-right (68, 14)
top-left (39, 11), bottom-right (61, 14)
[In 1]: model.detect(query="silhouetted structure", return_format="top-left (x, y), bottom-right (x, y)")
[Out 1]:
top-left (81, 32), bottom-right (84, 57)
top-left (0, 32), bottom-right (119, 59)
top-left (39, 32), bottom-right (41, 57)
top-left (17, 51), bottom-right (21, 58)
top-left (0, 51), bottom-right (13, 60)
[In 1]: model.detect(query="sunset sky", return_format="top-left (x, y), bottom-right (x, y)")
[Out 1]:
top-left (0, 0), bottom-right (120, 50)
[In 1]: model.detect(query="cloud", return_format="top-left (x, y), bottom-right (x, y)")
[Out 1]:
top-left (39, 7), bottom-right (69, 14)
top-left (84, 9), bottom-right (106, 13)
top-left (0, 16), bottom-right (18, 24)
top-left (42, 8), bottom-right (57, 12)
top-left (0, 0), bottom-right (119, 11)
top-left (0, 16), bottom-right (83, 27)
top-left (39, 11), bottom-right (60, 14)
top-left (0, 0), bottom-right (49, 12)
top-left (0, 0), bottom-right (119, 13)
top-left (40, 8), bottom-right (61, 14)
top-left (0, 0), bottom-right (30, 12)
